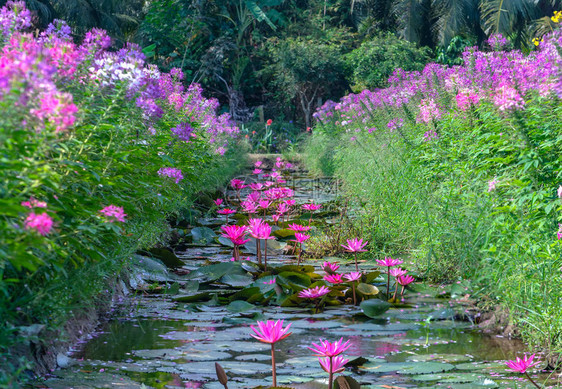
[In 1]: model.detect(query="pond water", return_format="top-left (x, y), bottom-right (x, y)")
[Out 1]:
top-left (38, 163), bottom-right (558, 389)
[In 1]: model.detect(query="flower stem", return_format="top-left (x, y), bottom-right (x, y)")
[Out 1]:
top-left (264, 240), bottom-right (268, 271)
top-left (256, 239), bottom-right (262, 265)
top-left (328, 356), bottom-right (333, 389)
top-left (524, 372), bottom-right (542, 389)
top-left (386, 268), bottom-right (390, 298)
top-left (354, 252), bottom-right (358, 271)
top-left (352, 283), bottom-right (357, 305)
top-left (393, 280), bottom-right (399, 301)
top-left (271, 343), bottom-right (277, 387)
top-left (297, 243), bottom-right (302, 265)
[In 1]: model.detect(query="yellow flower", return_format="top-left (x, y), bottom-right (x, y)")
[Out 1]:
top-left (532, 38), bottom-right (541, 46)
top-left (552, 10), bottom-right (562, 23)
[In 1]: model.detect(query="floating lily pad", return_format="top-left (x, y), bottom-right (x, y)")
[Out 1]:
top-left (357, 283), bottom-right (379, 295)
top-left (191, 227), bottom-right (217, 244)
top-left (226, 300), bottom-right (256, 313)
top-left (221, 273), bottom-right (254, 287)
top-left (398, 362), bottom-right (455, 375)
top-left (454, 361), bottom-right (507, 372)
top-left (407, 354), bottom-right (474, 363)
top-left (218, 236), bottom-right (235, 247)
top-left (360, 299), bottom-right (391, 318)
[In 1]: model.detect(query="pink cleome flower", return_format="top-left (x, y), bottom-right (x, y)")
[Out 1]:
top-left (24, 212), bottom-right (53, 235)
top-left (157, 167), bottom-right (183, 184)
top-left (100, 205), bottom-right (126, 222)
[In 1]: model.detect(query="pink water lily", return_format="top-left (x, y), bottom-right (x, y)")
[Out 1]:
top-left (302, 203), bottom-right (322, 211)
top-left (342, 237), bottom-right (368, 271)
top-left (217, 207), bottom-right (236, 223)
top-left (263, 278), bottom-right (276, 285)
top-left (344, 272), bottom-right (362, 282)
top-left (323, 261), bottom-right (340, 274)
top-left (318, 355), bottom-right (349, 374)
top-left (250, 319), bottom-right (292, 387)
top-left (230, 179), bottom-right (246, 190)
top-left (341, 238), bottom-right (368, 252)
top-left (249, 183), bottom-right (264, 191)
top-left (288, 223), bottom-right (311, 232)
top-left (293, 233), bottom-right (310, 243)
top-left (389, 267), bottom-right (408, 278)
top-left (397, 274), bottom-right (415, 297)
top-left (214, 198), bottom-right (223, 206)
top-left (324, 274), bottom-right (344, 284)
top-left (298, 285), bottom-right (331, 299)
top-left (254, 160), bottom-right (263, 167)
top-left (506, 354), bottom-right (541, 388)
top-left (221, 225), bottom-right (249, 261)
top-left (506, 354), bottom-right (540, 373)
top-left (376, 257), bottom-right (404, 297)
top-left (344, 271), bottom-right (362, 305)
top-left (308, 337), bottom-right (351, 357)
top-left (241, 200), bottom-right (258, 215)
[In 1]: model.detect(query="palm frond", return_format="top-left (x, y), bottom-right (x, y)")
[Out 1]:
top-left (431, 0), bottom-right (479, 45)
top-left (480, 0), bottom-right (538, 35)
top-left (392, 0), bottom-right (427, 43)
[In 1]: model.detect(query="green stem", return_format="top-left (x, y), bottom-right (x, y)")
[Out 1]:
top-left (264, 239), bottom-right (268, 271)
top-left (524, 371), bottom-right (542, 389)
top-left (271, 343), bottom-right (277, 387)
top-left (386, 269), bottom-right (390, 298)
top-left (352, 283), bottom-right (357, 305)
top-left (328, 356), bottom-right (333, 389)
top-left (354, 252), bottom-right (358, 271)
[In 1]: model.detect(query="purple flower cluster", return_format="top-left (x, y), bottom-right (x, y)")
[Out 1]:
top-left (313, 29), bottom-right (562, 142)
top-left (157, 167), bottom-right (184, 183)
top-left (0, 2), bottom-right (238, 152)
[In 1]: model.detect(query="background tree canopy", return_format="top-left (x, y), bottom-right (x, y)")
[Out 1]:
top-left (9, 0), bottom-right (562, 127)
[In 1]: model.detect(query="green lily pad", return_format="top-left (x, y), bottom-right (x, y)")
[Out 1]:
top-left (218, 236), bottom-right (235, 247)
top-left (407, 354), bottom-right (474, 363)
top-left (398, 362), bottom-right (456, 375)
top-left (357, 283), bottom-right (379, 295)
top-left (173, 292), bottom-right (212, 303)
top-left (272, 228), bottom-right (296, 238)
top-left (191, 227), bottom-right (217, 244)
top-left (364, 271), bottom-right (382, 283)
top-left (454, 362), bottom-right (507, 372)
top-left (278, 271), bottom-right (311, 288)
top-left (226, 300), bottom-right (256, 313)
top-left (221, 273), bottom-right (254, 287)
top-left (360, 299), bottom-right (391, 318)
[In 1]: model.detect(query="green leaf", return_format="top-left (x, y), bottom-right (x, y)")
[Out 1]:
top-left (226, 300), bottom-right (256, 313)
top-left (360, 299), bottom-right (391, 318)
top-left (357, 283), bottom-right (379, 295)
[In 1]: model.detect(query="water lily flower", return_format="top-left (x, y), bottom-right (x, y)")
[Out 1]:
top-left (376, 257), bottom-right (404, 296)
top-left (253, 168), bottom-right (263, 174)
top-left (323, 261), bottom-right (340, 274)
top-left (247, 191), bottom-right (261, 202)
top-left (344, 272), bottom-right (362, 305)
top-left (342, 238), bottom-right (368, 271)
top-left (389, 267), bottom-right (408, 278)
top-left (397, 274), bottom-right (415, 297)
top-left (249, 183), bottom-right (264, 191)
top-left (250, 319), bottom-right (291, 387)
top-left (221, 225), bottom-right (249, 260)
top-left (302, 203), bottom-right (322, 211)
top-left (249, 220), bottom-right (275, 269)
top-left (344, 272), bottom-right (362, 282)
top-left (217, 208), bottom-right (236, 223)
top-left (241, 200), bottom-right (258, 215)
top-left (308, 337), bottom-right (351, 357)
top-left (263, 278), bottom-right (276, 285)
top-left (254, 160), bottom-right (263, 168)
top-left (291, 233), bottom-right (310, 265)
top-left (214, 198), bottom-right (223, 206)
top-left (318, 355), bottom-right (349, 375)
top-left (288, 223), bottom-right (311, 232)
top-left (230, 179), bottom-right (246, 190)
top-left (298, 285), bottom-right (331, 299)
top-left (505, 354), bottom-right (541, 388)
top-left (259, 200), bottom-right (272, 210)
top-left (506, 354), bottom-right (540, 373)
top-left (324, 274), bottom-right (344, 284)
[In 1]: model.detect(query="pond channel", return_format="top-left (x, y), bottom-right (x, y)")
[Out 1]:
top-left (38, 158), bottom-right (557, 389)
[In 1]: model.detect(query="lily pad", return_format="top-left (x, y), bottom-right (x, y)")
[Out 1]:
top-left (218, 236), bottom-right (235, 247)
top-left (191, 227), bottom-right (217, 244)
top-left (226, 300), bottom-right (256, 313)
top-left (221, 273), bottom-right (254, 287)
top-left (357, 283), bottom-right (379, 295)
top-left (398, 362), bottom-right (455, 375)
top-left (360, 299), bottom-right (391, 318)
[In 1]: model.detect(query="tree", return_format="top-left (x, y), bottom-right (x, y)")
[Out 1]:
top-left (262, 36), bottom-right (348, 128)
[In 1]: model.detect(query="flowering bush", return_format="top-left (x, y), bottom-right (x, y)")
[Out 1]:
top-left (306, 26), bottom-right (562, 352)
top-left (0, 1), bottom-right (243, 379)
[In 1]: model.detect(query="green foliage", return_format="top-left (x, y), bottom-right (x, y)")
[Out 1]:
top-left (262, 35), bottom-right (349, 127)
top-left (436, 36), bottom-right (475, 66)
top-left (344, 32), bottom-right (432, 91)
top-left (0, 80), bottom-right (244, 382)
top-left (304, 91), bottom-right (562, 352)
